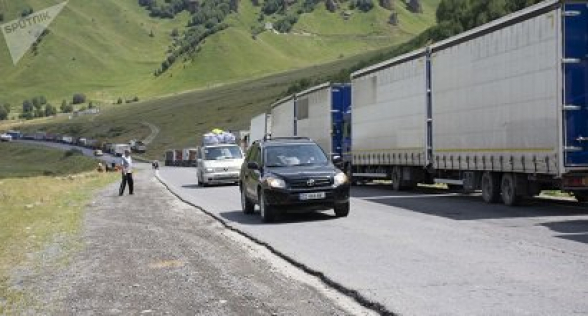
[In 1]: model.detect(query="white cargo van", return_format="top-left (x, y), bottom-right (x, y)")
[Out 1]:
top-left (196, 143), bottom-right (244, 186)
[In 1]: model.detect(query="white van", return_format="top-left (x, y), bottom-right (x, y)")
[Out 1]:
top-left (196, 144), bottom-right (244, 186)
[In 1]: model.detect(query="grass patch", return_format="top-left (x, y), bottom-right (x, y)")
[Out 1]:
top-left (0, 142), bottom-right (99, 179)
top-left (0, 171), bottom-right (118, 314)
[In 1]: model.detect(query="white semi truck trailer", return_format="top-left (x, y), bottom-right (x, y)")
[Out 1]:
top-left (350, 0), bottom-right (588, 205)
top-left (248, 112), bottom-right (272, 146)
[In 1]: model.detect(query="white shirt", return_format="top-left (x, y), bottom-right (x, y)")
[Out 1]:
top-left (121, 155), bottom-right (133, 174)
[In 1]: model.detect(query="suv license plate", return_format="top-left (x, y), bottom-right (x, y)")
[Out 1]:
top-left (300, 192), bottom-right (326, 200)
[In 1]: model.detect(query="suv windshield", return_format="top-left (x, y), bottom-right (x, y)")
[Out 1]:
top-left (204, 146), bottom-right (243, 160)
top-left (265, 144), bottom-right (328, 167)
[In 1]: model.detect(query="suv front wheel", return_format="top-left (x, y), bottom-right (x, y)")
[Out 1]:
top-left (334, 202), bottom-right (350, 217)
top-left (259, 190), bottom-right (276, 223)
top-left (241, 187), bottom-right (255, 214)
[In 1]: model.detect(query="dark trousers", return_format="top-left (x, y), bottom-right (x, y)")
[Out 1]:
top-left (119, 172), bottom-right (134, 195)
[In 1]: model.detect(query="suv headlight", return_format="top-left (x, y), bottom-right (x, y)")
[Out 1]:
top-left (204, 167), bottom-right (214, 173)
top-left (267, 177), bottom-right (286, 189)
top-left (333, 172), bottom-right (348, 187)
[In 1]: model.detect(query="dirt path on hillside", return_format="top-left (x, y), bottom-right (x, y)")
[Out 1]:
top-left (18, 171), bottom-right (362, 315)
top-left (141, 122), bottom-right (159, 145)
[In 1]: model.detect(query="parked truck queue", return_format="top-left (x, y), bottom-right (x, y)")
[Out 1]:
top-left (247, 0), bottom-right (588, 206)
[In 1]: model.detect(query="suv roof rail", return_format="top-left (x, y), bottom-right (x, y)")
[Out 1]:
top-left (268, 137), bottom-right (312, 141)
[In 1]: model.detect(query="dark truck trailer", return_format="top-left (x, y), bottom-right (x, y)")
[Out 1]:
top-left (269, 83), bottom-right (352, 165)
top-left (349, 0), bottom-right (588, 205)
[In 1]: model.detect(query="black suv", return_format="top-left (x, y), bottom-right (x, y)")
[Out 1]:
top-left (239, 137), bottom-right (350, 222)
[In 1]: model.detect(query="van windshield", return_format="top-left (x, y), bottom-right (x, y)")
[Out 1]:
top-left (204, 146), bottom-right (243, 160)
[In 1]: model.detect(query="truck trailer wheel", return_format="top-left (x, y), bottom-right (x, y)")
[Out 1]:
top-left (481, 172), bottom-right (500, 204)
top-left (501, 173), bottom-right (521, 206)
top-left (392, 167), bottom-right (403, 191)
top-left (573, 191), bottom-right (588, 203)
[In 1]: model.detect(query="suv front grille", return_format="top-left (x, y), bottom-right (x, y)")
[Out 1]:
top-left (290, 177), bottom-right (332, 188)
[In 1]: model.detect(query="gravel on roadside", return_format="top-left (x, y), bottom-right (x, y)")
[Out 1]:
top-left (16, 170), bottom-right (368, 316)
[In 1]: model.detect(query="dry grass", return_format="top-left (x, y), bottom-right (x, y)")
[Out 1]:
top-left (0, 172), bottom-right (118, 314)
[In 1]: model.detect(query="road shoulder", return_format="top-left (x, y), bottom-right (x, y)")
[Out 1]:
top-left (19, 170), bottom-right (368, 315)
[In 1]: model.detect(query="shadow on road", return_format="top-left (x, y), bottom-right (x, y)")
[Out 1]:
top-left (352, 184), bottom-right (588, 221)
top-left (539, 220), bottom-right (588, 245)
top-left (181, 183), bottom-right (238, 189)
top-left (219, 210), bottom-right (337, 225)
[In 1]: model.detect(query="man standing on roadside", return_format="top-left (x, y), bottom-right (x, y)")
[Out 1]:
top-left (119, 149), bottom-right (134, 196)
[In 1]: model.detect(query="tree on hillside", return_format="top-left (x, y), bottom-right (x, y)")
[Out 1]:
top-left (72, 93), bottom-right (86, 104)
top-left (407, 0), bottom-right (422, 13)
top-left (45, 104), bottom-right (57, 117)
top-left (40, 95), bottom-right (47, 105)
top-left (3, 103), bottom-right (10, 115)
top-left (229, 0), bottom-right (239, 12)
top-left (379, 0), bottom-right (393, 10)
top-left (0, 107), bottom-right (7, 120)
top-left (32, 97), bottom-right (41, 109)
top-left (0, 12), bottom-right (4, 22)
top-left (21, 7), bottom-right (33, 17)
top-left (22, 100), bottom-right (33, 113)
top-left (350, 0), bottom-right (374, 12)
top-left (263, 0), bottom-right (282, 15)
top-left (34, 108), bottom-right (44, 118)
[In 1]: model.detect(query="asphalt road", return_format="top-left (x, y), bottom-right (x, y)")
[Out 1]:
top-left (157, 166), bottom-right (588, 316)
top-left (16, 140), bottom-right (123, 166)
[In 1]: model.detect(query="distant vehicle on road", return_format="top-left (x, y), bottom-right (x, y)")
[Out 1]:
top-left (113, 144), bottom-right (130, 157)
top-left (94, 149), bottom-right (104, 156)
top-left (6, 130), bottom-right (22, 140)
top-left (0, 133), bottom-right (12, 142)
top-left (130, 140), bottom-right (147, 153)
top-left (239, 137), bottom-right (350, 223)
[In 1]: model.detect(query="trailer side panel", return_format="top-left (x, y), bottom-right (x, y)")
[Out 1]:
top-left (431, 8), bottom-right (561, 174)
top-left (351, 54), bottom-right (428, 168)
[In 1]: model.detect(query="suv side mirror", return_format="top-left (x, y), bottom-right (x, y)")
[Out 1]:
top-left (247, 162), bottom-right (259, 170)
top-left (332, 155), bottom-right (342, 164)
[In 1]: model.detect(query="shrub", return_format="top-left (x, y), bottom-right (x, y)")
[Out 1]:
top-left (0, 107), bottom-right (7, 120)
top-left (64, 148), bottom-right (83, 158)
top-left (73, 93), bottom-right (86, 104)
top-left (22, 100), bottom-right (33, 113)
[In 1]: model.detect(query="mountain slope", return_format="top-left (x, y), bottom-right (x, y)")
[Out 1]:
top-left (0, 0), bottom-right (439, 107)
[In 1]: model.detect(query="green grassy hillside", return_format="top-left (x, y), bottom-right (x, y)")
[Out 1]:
top-left (0, 0), bottom-right (439, 108)
top-left (3, 49), bottom-right (385, 159)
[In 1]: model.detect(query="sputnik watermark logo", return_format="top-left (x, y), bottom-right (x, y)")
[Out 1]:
top-left (1, 1), bottom-right (68, 65)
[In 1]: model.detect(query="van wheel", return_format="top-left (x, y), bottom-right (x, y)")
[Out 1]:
top-left (481, 172), bottom-right (500, 203)
top-left (259, 190), bottom-right (276, 223)
top-left (334, 202), bottom-right (350, 217)
top-left (241, 188), bottom-right (255, 214)
top-left (501, 173), bottom-right (521, 206)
